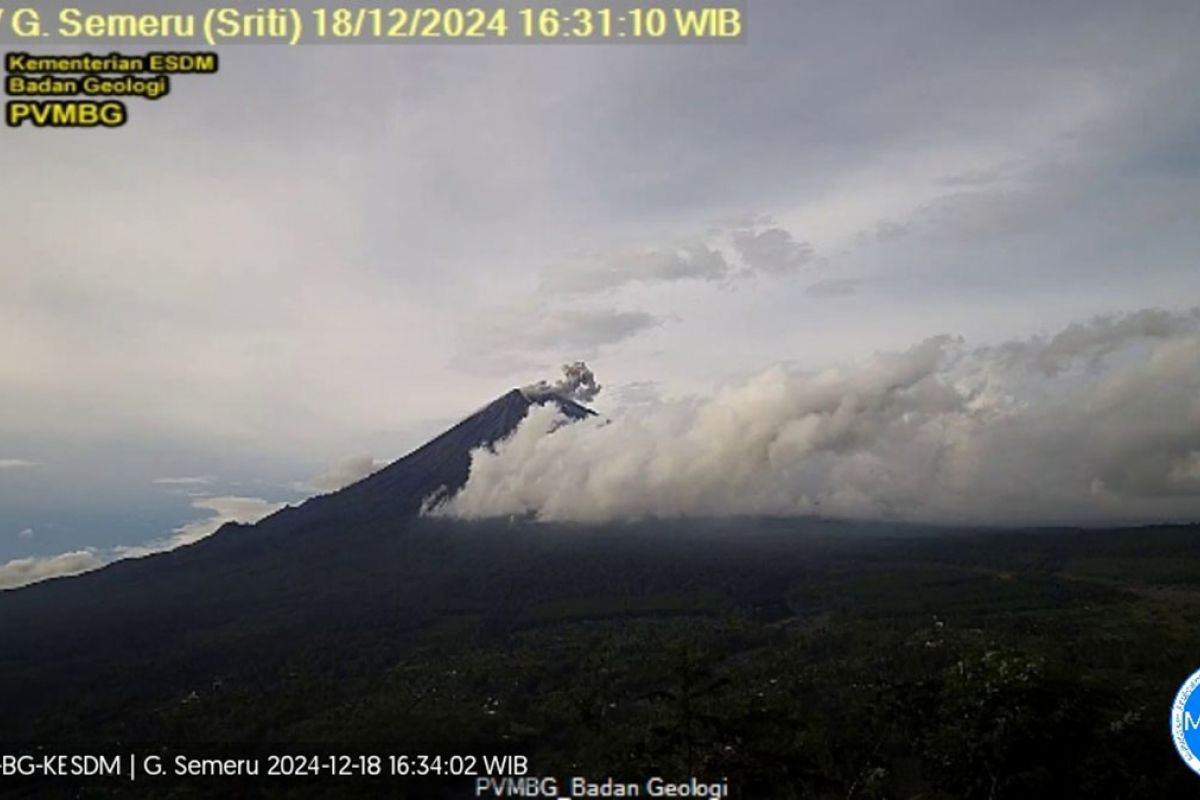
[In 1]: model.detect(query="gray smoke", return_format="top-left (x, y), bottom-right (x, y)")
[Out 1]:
top-left (521, 361), bottom-right (602, 404)
top-left (437, 309), bottom-right (1200, 527)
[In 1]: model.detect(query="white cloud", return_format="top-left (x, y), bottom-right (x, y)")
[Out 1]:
top-left (0, 496), bottom-right (284, 590)
top-left (307, 456), bottom-right (387, 494)
top-left (115, 496), bottom-right (285, 558)
top-left (611, 381), bottom-right (661, 406)
top-left (437, 309), bottom-right (1200, 527)
top-left (0, 550), bottom-right (104, 591)
top-left (0, 459), bottom-right (36, 470)
top-left (152, 476), bottom-right (214, 486)
top-left (1011, 308), bottom-right (1200, 377)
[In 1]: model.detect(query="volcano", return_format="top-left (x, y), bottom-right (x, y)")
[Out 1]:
top-left (0, 388), bottom-right (595, 728)
top-left (3, 387), bottom-right (595, 587)
top-left (209, 388), bottom-right (595, 545)
top-left (1, 390), bottom-right (1198, 800)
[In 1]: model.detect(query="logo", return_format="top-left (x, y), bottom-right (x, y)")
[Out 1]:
top-left (1172, 668), bottom-right (1200, 775)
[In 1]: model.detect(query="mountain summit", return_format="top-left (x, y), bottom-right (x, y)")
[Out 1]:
top-left (0, 387), bottom-right (595, 642)
top-left (211, 388), bottom-right (595, 545)
top-left (0, 386), bottom-right (600, 729)
top-left (322, 388), bottom-right (594, 517)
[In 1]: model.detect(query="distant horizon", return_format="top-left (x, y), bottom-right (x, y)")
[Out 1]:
top-left (4, 314), bottom-right (1199, 591)
top-left (4, 1), bottom-right (1199, 588)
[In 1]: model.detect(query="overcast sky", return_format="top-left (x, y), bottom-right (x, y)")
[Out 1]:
top-left (2, 1), bottom-right (1199, 573)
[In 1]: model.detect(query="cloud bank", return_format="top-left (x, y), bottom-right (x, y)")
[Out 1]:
top-left (0, 550), bottom-right (104, 590)
top-left (114, 496), bottom-right (286, 559)
top-left (437, 309), bottom-right (1200, 527)
top-left (0, 495), bottom-right (284, 590)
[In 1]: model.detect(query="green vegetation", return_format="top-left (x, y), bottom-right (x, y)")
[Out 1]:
top-left (2, 519), bottom-right (1199, 798)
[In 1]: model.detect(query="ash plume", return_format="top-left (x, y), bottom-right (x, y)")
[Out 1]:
top-left (437, 309), bottom-right (1200, 527)
top-left (521, 361), bottom-right (602, 404)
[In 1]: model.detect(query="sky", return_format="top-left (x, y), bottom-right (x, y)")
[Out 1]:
top-left (2, 1), bottom-right (1199, 581)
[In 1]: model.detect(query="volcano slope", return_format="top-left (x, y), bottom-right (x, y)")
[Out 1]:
top-left (1, 391), bottom-right (1198, 798)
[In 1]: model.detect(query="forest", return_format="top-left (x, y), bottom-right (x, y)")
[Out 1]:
top-left (1, 517), bottom-right (1197, 798)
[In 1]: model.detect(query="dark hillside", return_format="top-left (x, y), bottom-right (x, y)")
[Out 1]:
top-left (0, 390), bottom-right (1198, 797)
